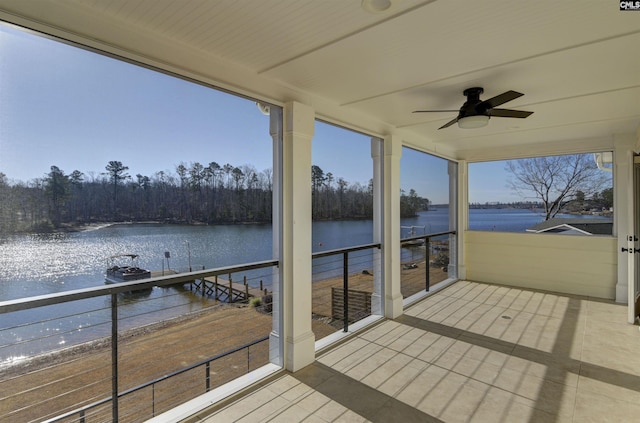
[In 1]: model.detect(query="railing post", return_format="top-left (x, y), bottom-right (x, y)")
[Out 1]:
top-left (214, 275), bottom-right (218, 300)
top-left (111, 294), bottom-right (119, 423)
top-left (152, 383), bottom-right (155, 417)
top-left (425, 237), bottom-right (430, 292)
top-left (343, 251), bottom-right (349, 332)
top-left (79, 410), bottom-right (85, 423)
top-left (205, 362), bottom-right (211, 392)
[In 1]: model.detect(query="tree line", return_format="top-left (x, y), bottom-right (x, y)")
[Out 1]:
top-left (0, 161), bottom-right (428, 234)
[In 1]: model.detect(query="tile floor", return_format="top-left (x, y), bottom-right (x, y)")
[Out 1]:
top-left (184, 281), bottom-right (640, 422)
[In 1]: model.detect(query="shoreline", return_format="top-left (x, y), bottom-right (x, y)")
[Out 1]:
top-left (0, 302), bottom-right (238, 376)
top-left (53, 219), bottom-right (274, 234)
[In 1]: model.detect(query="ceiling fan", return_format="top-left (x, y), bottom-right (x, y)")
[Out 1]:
top-left (413, 87), bottom-right (533, 129)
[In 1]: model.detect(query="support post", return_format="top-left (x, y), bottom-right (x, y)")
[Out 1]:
top-left (281, 101), bottom-right (315, 371)
top-left (110, 294), bottom-right (119, 422)
top-left (214, 275), bottom-right (219, 300)
top-left (205, 362), bottom-right (211, 392)
top-left (425, 238), bottom-right (430, 292)
top-left (343, 251), bottom-right (349, 332)
top-left (269, 105), bottom-right (284, 367)
top-left (382, 135), bottom-right (404, 318)
top-left (370, 138), bottom-right (384, 317)
top-left (456, 160), bottom-right (467, 280)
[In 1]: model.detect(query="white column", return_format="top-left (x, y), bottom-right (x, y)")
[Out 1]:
top-left (269, 106), bottom-right (283, 366)
top-left (448, 161), bottom-right (459, 278)
top-left (382, 135), bottom-right (403, 318)
top-left (281, 101), bottom-right (315, 371)
top-left (370, 137), bottom-right (384, 316)
top-left (457, 160), bottom-right (468, 280)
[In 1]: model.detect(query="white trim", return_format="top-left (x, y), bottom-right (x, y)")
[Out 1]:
top-left (458, 137), bottom-right (614, 162)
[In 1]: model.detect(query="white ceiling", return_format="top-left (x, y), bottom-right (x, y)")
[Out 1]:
top-left (1, 0), bottom-right (639, 160)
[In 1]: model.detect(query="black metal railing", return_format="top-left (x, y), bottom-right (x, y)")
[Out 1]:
top-left (2, 234), bottom-right (456, 421)
top-left (0, 259), bottom-right (278, 423)
top-left (46, 336), bottom-right (269, 422)
top-left (400, 230), bottom-right (456, 294)
top-left (312, 243), bottom-right (381, 334)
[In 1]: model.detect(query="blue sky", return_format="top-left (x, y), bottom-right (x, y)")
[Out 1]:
top-left (468, 162), bottom-right (521, 203)
top-left (1, 23), bottom-right (513, 205)
top-left (0, 25), bottom-right (274, 181)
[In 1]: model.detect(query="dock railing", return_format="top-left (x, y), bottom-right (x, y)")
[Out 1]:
top-left (0, 259), bottom-right (277, 423)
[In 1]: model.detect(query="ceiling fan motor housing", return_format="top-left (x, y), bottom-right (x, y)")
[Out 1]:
top-left (462, 87), bottom-right (487, 116)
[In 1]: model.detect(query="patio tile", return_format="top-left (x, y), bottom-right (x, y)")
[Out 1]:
top-left (295, 391), bottom-right (331, 414)
top-left (343, 346), bottom-right (401, 382)
top-left (358, 349), bottom-right (413, 388)
top-left (578, 363), bottom-right (640, 403)
top-left (332, 409), bottom-right (370, 422)
top-left (190, 281), bottom-right (640, 423)
top-left (359, 320), bottom-right (413, 345)
top-left (469, 386), bottom-right (556, 423)
top-left (573, 388), bottom-right (640, 423)
top-left (415, 372), bottom-right (491, 422)
top-left (317, 339), bottom-right (382, 372)
top-left (235, 396), bottom-right (291, 423)
top-left (312, 400), bottom-right (350, 422)
top-left (375, 358), bottom-right (429, 397)
top-left (266, 404), bottom-right (312, 422)
top-left (395, 364), bottom-right (445, 407)
top-left (492, 368), bottom-right (576, 419)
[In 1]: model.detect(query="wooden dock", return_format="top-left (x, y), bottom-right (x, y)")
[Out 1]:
top-left (189, 275), bottom-right (269, 303)
top-left (150, 269), bottom-right (177, 278)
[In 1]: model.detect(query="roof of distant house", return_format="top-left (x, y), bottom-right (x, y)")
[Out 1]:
top-left (526, 218), bottom-right (613, 235)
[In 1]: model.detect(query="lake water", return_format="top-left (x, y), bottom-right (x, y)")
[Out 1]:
top-left (0, 208), bottom-right (610, 365)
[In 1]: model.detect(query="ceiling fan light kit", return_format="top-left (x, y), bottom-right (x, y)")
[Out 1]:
top-left (413, 87), bottom-right (533, 130)
top-left (458, 115), bottom-right (489, 129)
top-left (361, 0), bottom-right (395, 14)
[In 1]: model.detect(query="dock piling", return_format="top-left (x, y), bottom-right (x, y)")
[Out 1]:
top-left (189, 274), bottom-right (269, 303)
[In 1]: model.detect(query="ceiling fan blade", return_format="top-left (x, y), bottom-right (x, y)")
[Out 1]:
top-left (482, 90), bottom-right (524, 109)
top-left (413, 110), bottom-right (459, 113)
top-left (438, 117), bottom-right (459, 129)
top-left (490, 108), bottom-right (533, 118)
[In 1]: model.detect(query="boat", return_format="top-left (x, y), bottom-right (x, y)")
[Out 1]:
top-left (105, 254), bottom-right (152, 284)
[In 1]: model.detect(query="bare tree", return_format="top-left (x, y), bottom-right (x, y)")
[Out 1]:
top-left (506, 154), bottom-right (610, 220)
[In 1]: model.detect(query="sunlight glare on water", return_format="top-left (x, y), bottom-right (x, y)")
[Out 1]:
top-left (0, 223), bottom-right (276, 364)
